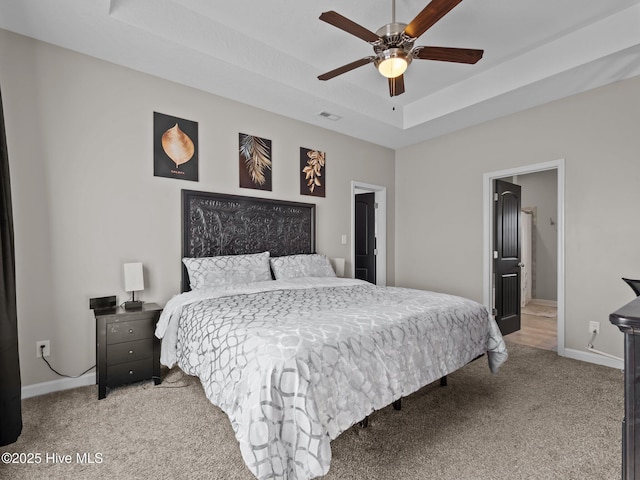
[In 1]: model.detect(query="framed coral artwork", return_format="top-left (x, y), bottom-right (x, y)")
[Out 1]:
top-left (153, 112), bottom-right (198, 181)
top-left (239, 133), bottom-right (272, 191)
top-left (300, 147), bottom-right (325, 197)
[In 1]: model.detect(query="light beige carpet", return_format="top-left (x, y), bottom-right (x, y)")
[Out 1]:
top-left (0, 342), bottom-right (623, 480)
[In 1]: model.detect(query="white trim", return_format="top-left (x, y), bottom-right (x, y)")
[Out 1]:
top-left (351, 181), bottom-right (387, 286)
top-left (529, 299), bottom-right (558, 307)
top-left (21, 372), bottom-right (96, 399)
top-left (483, 159), bottom-right (566, 357)
top-left (564, 348), bottom-right (623, 370)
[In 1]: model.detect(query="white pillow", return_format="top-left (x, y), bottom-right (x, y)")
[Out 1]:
top-left (183, 252), bottom-right (271, 289)
top-left (270, 254), bottom-right (336, 280)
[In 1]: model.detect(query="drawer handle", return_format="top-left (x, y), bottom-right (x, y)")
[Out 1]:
top-left (129, 370), bottom-right (134, 375)
top-left (128, 329), bottom-right (134, 334)
top-left (128, 350), bottom-right (134, 355)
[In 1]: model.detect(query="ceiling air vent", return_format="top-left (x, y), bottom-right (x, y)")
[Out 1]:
top-left (317, 111), bottom-right (342, 121)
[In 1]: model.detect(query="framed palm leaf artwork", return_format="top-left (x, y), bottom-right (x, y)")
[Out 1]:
top-left (239, 133), bottom-right (272, 191)
top-left (300, 147), bottom-right (325, 197)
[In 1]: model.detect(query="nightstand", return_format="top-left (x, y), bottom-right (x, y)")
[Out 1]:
top-left (94, 303), bottom-right (162, 399)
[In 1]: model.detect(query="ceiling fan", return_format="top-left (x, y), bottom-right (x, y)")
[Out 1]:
top-left (317, 0), bottom-right (484, 97)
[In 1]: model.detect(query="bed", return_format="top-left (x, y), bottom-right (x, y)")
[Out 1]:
top-left (155, 190), bottom-right (508, 480)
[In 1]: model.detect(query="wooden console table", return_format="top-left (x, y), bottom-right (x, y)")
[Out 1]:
top-left (610, 297), bottom-right (640, 479)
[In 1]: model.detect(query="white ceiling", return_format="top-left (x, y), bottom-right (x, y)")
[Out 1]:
top-left (1, 0), bottom-right (640, 149)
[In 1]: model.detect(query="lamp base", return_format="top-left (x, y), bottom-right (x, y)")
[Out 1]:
top-left (124, 300), bottom-right (143, 310)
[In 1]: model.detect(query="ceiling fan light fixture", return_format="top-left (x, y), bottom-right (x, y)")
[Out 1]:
top-left (376, 48), bottom-right (409, 78)
top-left (317, 1), bottom-right (484, 96)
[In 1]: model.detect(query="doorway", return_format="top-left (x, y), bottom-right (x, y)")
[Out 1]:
top-left (483, 159), bottom-right (565, 356)
top-left (355, 192), bottom-right (376, 283)
top-left (351, 182), bottom-right (387, 286)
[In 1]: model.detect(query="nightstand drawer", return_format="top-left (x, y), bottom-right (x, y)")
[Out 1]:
top-left (107, 318), bottom-right (155, 344)
top-left (107, 339), bottom-right (153, 366)
top-left (106, 359), bottom-right (153, 387)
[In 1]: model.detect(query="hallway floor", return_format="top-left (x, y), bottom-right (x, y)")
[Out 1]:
top-left (505, 303), bottom-right (557, 351)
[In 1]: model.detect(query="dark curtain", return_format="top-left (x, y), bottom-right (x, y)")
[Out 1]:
top-left (0, 85), bottom-right (22, 446)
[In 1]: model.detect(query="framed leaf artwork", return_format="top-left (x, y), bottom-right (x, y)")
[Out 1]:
top-left (300, 147), bottom-right (325, 197)
top-left (239, 133), bottom-right (272, 191)
top-left (153, 112), bottom-right (198, 181)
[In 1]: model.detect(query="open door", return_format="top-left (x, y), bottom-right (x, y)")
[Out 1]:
top-left (355, 192), bottom-right (376, 283)
top-left (494, 179), bottom-right (522, 335)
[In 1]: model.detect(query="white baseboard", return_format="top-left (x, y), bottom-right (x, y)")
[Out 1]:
top-left (530, 299), bottom-right (558, 307)
top-left (563, 348), bottom-right (623, 370)
top-left (21, 373), bottom-right (96, 399)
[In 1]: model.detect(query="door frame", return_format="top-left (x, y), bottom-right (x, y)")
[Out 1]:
top-left (351, 181), bottom-right (387, 286)
top-left (482, 159), bottom-right (565, 356)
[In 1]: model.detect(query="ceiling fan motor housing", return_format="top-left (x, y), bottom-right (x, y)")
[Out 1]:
top-left (374, 23), bottom-right (414, 77)
top-left (374, 23), bottom-right (415, 52)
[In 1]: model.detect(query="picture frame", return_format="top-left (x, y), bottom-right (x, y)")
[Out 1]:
top-left (300, 147), bottom-right (325, 197)
top-left (239, 133), bottom-right (272, 191)
top-left (153, 112), bottom-right (198, 181)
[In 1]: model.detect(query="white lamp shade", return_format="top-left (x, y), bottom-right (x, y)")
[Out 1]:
top-left (123, 262), bottom-right (144, 292)
top-left (376, 48), bottom-right (410, 78)
top-left (332, 258), bottom-right (345, 278)
top-left (377, 56), bottom-right (407, 78)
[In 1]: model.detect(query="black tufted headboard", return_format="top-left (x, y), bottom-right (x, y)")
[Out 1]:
top-left (181, 190), bottom-right (316, 291)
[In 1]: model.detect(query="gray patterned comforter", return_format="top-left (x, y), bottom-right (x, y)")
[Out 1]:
top-left (155, 277), bottom-right (507, 480)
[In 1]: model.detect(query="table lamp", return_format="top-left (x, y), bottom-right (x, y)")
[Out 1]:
top-left (332, 258), bottom-right (345, 277)
top-left (123, 262), bottom-right (144, 310)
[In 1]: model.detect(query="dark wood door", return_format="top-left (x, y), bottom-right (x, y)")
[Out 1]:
top-left (494, 179), bottom-right (522, 335)
top-left (355, 192), bottom-right (376, 283)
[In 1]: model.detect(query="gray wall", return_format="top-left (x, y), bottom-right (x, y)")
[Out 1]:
top-left (0, 29), bottom-right (395, 386)
top-left (396, 75), bottom-right (640, 358)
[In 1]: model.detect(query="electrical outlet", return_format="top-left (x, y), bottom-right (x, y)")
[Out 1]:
top-left (588, 321), bottom-right (600, 335)
top-left (36, 340), bottom-right (50, 358)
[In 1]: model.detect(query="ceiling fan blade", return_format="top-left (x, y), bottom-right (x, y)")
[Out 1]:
top-left (388, 75), bottom-right (405, 97)
top-left (319, 11), bottom-right (381, 43)
top-left (318, 57), bottom-right (375, 81)
top-left (404, 0), bottom-right (463, 39)
top-left (413, 46), bottom-right (483, 64)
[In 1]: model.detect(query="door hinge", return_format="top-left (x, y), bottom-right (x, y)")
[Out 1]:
top-left (493, 193), bottom-right (498, 201)
top-left (492, 308), bottom-right (498, 316)
top-left (493, 251), bottom-right (498, 259)
top-left (374, 202), bottom-right (379, 209)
